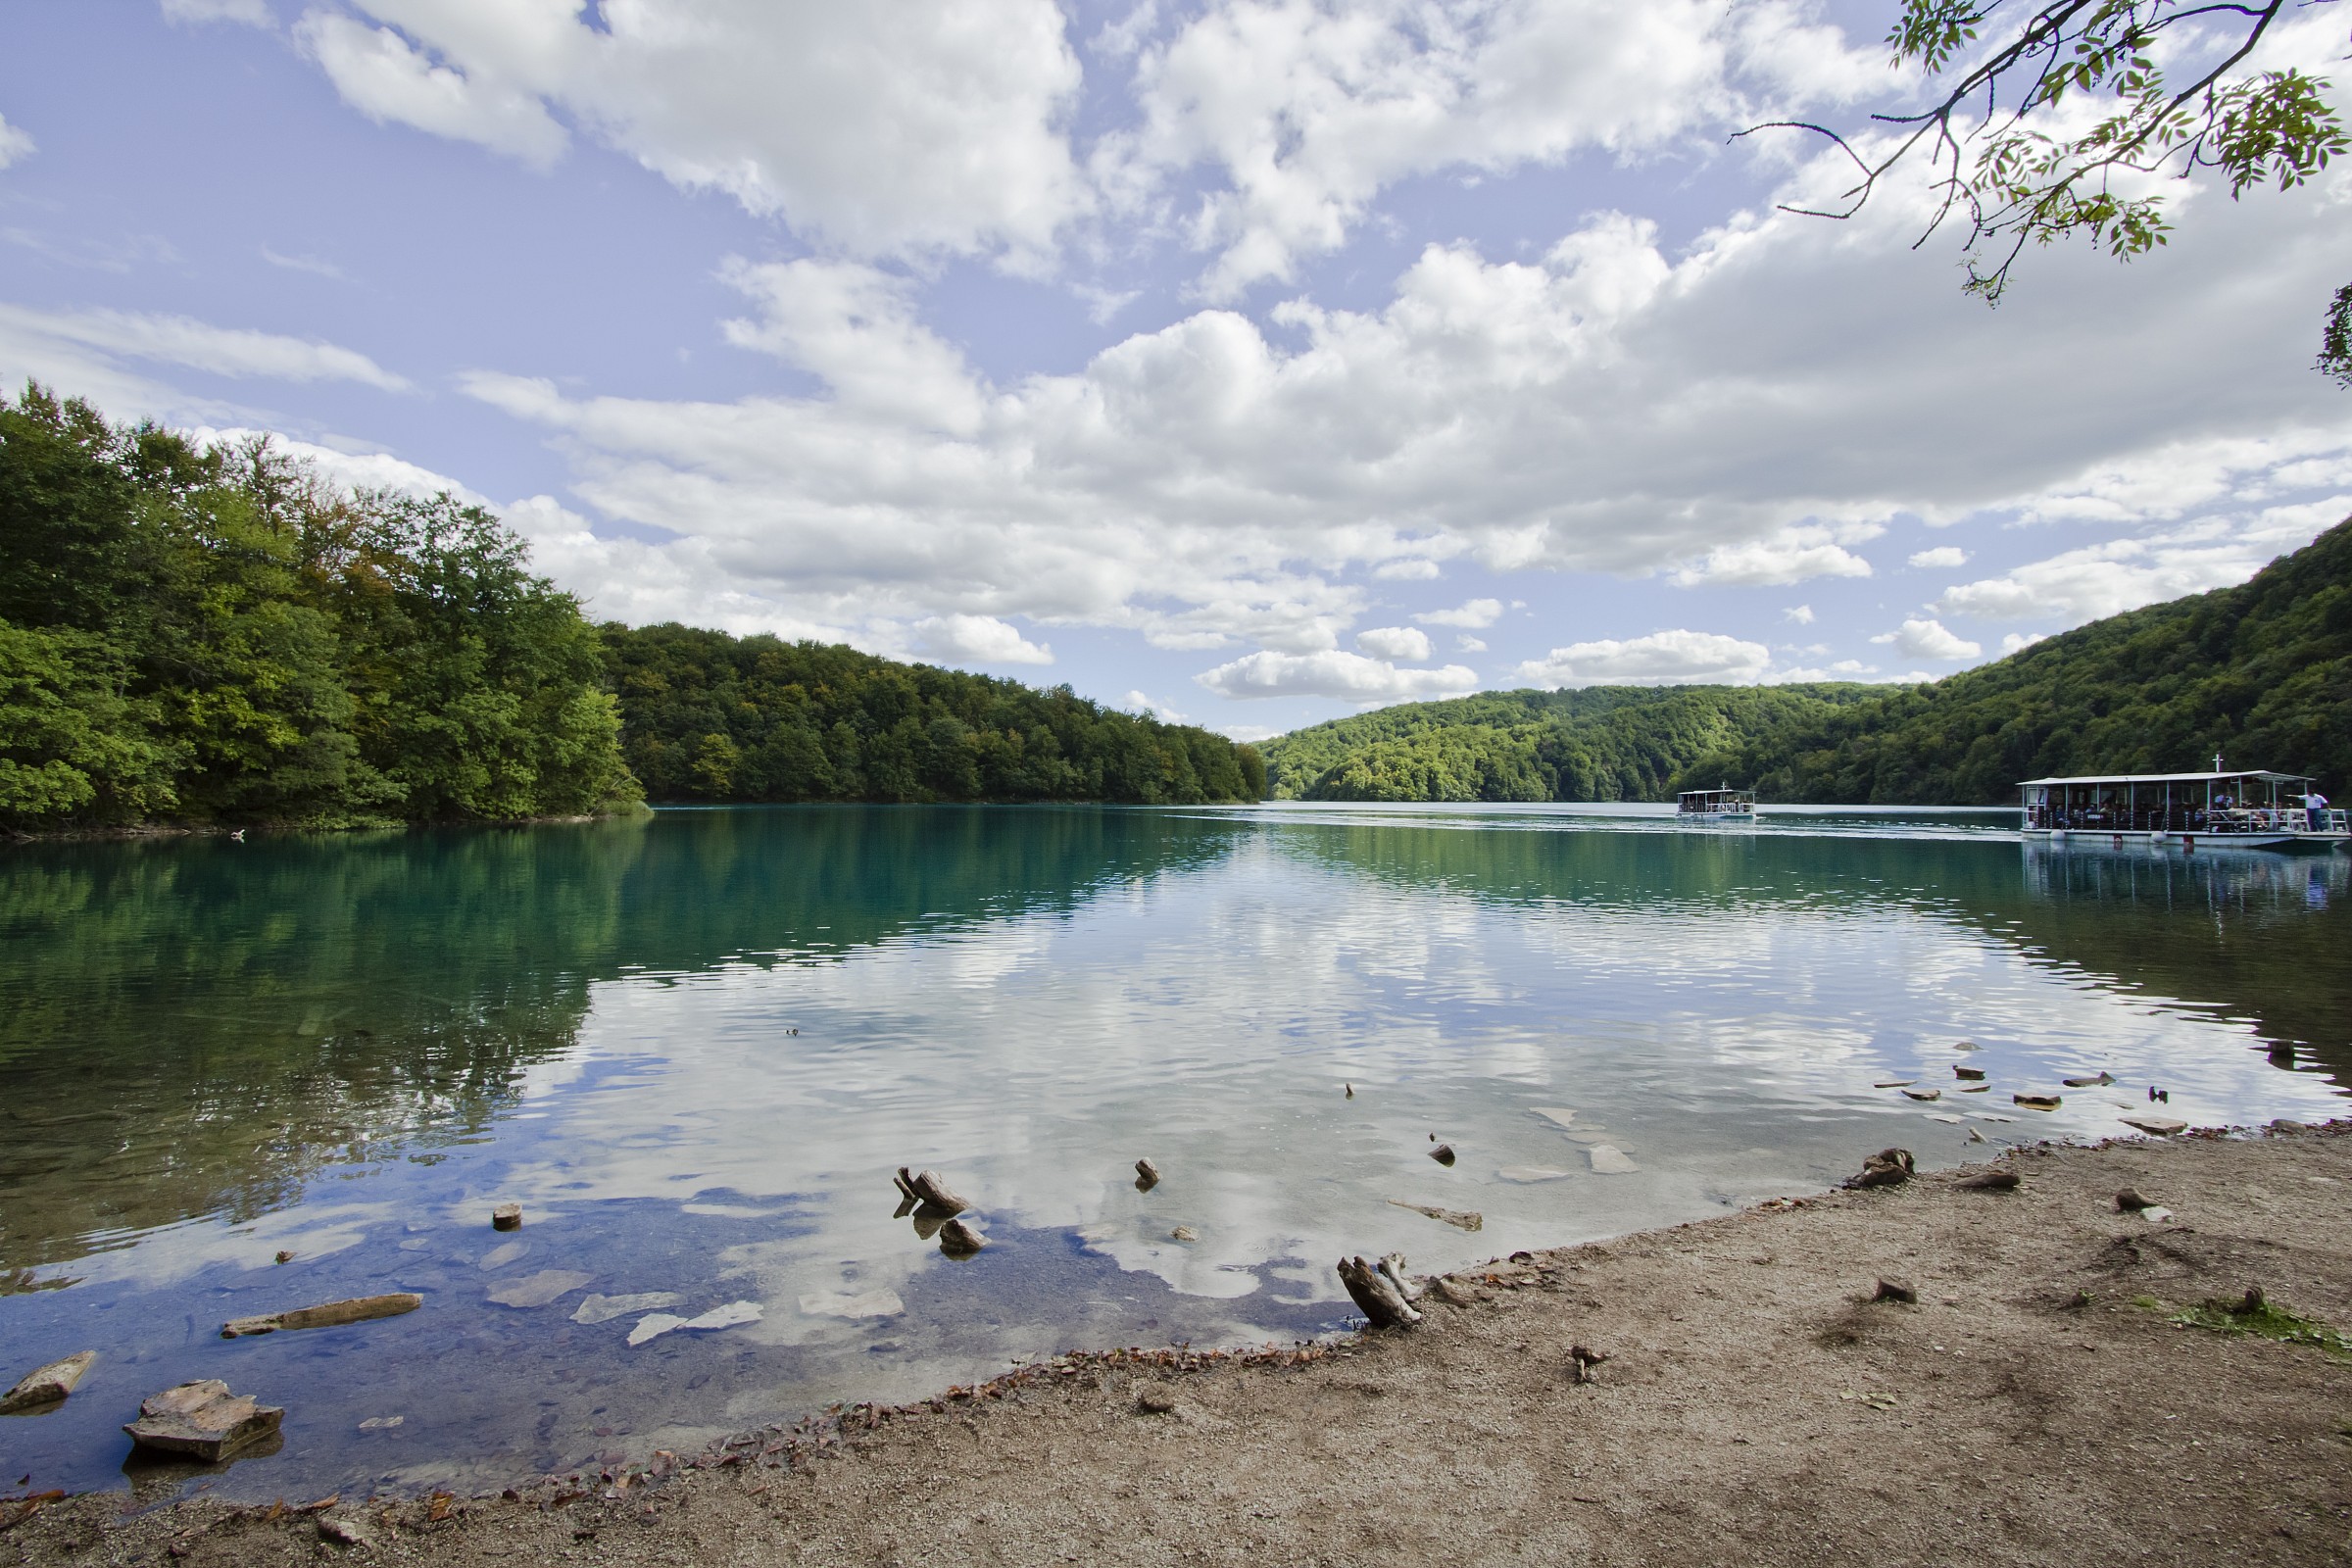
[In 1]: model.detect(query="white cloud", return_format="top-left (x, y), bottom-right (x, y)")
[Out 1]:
top-left (293, 0), bottom-right (1087, 262)
top-left (1105, 0), bottom-right (1886, 296)
top-left (1414, 597), bottom-right (1501, 628)
top-left (1220, 723), bottom-right (1280, 743)
top-left (1908, 545), bottom-right (1969, 568)
top-left (260, 247), bottom-right (347, 279)
top-left (1195, 649), bottom-right (1478, 702)
top-left (297, 11), bottom-right (570, 169)
top-left (1870, 617), bottom-right (1982, 661)
top-left (1373, 557), bottom-right (1443, 580)
top-left (1935, 504), bottom-right (2342, 624)
top-left (1669, 522), bottom-right (1876, 586)
top-left (718, 258), bottom-right (984, 432)
top-left (0, 304), bottom-right (408, 394)
top-left (0, 115), bottom-right (33, 171)
top-left (1453, 634), bottom-right (1486, 652)
top-left (1783, 604), bottom-right (1814, 623)
top-left (1999, 632), bottom-right (2046, 655)
top-left (912, 613), bottom-right (1054, 665)
top-left (1354, 624), bottom-right (1432, 661)
top-left (162, 0), bottom-right (273, 24)
top-left (1512, 629), bottom-right (1772, 687)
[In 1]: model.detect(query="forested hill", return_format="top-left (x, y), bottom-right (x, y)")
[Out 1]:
top-left (1258, 684), bottom-right (1884, 800)
top-left (1261, 516), bottom-right (2352, 806)
top-left (1, 386), bottom-right (640, 831)
top-left (1686, 516), bottom-right (2352, 804)
top-left (601, 623), bottom-right (1263, 806)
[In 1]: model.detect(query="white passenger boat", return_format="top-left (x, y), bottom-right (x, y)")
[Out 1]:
top-left (1676, 785), bottom-right (1755, 821)
top-left (2021, 756), bottom-right (2348, 850)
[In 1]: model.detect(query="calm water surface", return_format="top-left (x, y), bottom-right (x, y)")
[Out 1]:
top-left (2, 804), bottom-right (2345, 1499)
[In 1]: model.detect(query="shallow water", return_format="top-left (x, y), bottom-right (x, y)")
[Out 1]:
top-left (2, 804), bottom-right (2345, 1499)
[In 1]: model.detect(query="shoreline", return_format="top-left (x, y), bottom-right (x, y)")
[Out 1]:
top-left (10, 1120), bottom-right (2351, 1565)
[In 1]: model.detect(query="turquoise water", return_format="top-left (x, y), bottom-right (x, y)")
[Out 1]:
top-left (1, 804), bottom-right (2344, 1499)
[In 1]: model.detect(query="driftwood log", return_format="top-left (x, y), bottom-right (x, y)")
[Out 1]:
top-left (220, 1294), bottom-right (421, 1339)
top-left (1338, 1254), bottom-right (1423, 1328)
top-left (897, 1167), bottom-right (971, 1215)
top-left (1956, 1169), bottom-right (2021, 1192)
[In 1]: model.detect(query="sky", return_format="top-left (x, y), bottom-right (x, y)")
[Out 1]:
top-left (1, 1), bottom-right (2346, 742)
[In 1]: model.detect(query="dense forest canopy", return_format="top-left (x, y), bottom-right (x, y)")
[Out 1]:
top-left (601, 622), bottom-right (1264, 806)
top-left (1259, 685), bottom-right (1886, 801)
top-left (1260, 517), bottom-right (2352, 806)
top-left (0, 385), bottom-right (638, 831)
top-left (0, 384), bottom-right (1263, 831)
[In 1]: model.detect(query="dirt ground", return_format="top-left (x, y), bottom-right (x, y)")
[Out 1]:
top-left (9, 1122), bottom-right (2352, 1567)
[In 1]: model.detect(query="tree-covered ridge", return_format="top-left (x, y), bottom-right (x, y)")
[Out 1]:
top-left (1684, 515), bottom-right (2352, 804)
top-left (0, 385), bottom-right (639, 832)
top-left (1261, 516), bottom-right (2352, 807)
top-left (1260, 685), bottom-right (1886, 801)
top-left (601, 622), bottom-right (1264, 805)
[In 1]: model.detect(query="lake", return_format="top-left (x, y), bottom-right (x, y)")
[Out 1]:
top-left (2, 803), bottom-right (2345, 1500)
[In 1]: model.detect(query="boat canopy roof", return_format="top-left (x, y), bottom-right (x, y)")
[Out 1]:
top-left (2019, 769), bottom-right (2310, 786)
top-left (1678, 786), bottom-right (1751, 798)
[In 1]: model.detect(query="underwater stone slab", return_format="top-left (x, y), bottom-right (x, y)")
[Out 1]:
top-left (1586, 1145), bottom-right (1640, 1175)
top-left (572, 1292), bottom-right (685, 1325)
top-left (485, 1270), bottom-right (594, 1308)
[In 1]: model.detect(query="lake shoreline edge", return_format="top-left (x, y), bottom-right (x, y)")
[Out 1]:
top-left (13, 1118), bottom-right (2351, 1565)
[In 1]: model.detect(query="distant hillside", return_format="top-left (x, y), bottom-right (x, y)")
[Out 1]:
top-left (1263, 515), bottom-right (2352, 806)
top-left (1689, 515), bottom-right (2352, 804)
top-left (1259, 685), bottom-right (1885, 801)
top-left (603, 623), bottom-right (1264, 806)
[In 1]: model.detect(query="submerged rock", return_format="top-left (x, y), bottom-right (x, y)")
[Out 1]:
top-left (1496, 1166), bottom-right (1571, 1183)
top-left (2012, 1094), bottom-right (2063, 1110)
top-left (0, 1351), bottom-right (95, 1413)
top-left (571, 1292), bottom-right (685, 1325)
top-left (627, 1300), bottom-right (763, 1348)
top-left (1901, 1088), bottom-right (1941, 1102)
top-left (1169, 1226), bottom-right (1200, 1243)
top-left (220, 1295), bottom-right (421, 1338)
top-left (480, 1241), bottom-right (529, 1270)
top-left (2063, 1072), bottom-right (2118, 1088)
top-left (1586, 1145), bottom-right (1640, 1175)
top-left (122, 1380), bottom-right (283, 1462)
top-left (1530, 1106), bottom-right (1579, 1129)
top-left (485, 1270), bottom-right (595, 1309)
top-left (797, 1289), bottom-right (905, 1319)
top-left (1953, 1065), bottom-right (1986, 1081)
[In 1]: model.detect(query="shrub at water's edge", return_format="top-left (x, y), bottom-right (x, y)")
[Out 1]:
top-left (600, 622), bottom-right (1264, 806)
top-left (1, 384), bottom-right (639, 832)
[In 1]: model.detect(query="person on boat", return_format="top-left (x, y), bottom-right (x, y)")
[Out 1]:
top-left (2310, 789), bottom-right (2331, 831)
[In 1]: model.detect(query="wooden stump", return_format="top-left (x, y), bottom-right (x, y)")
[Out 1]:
top-left (898, 1167), bottom-right (971, 1215)
top-left (1338, 1254), bottom-right (1423, 1328)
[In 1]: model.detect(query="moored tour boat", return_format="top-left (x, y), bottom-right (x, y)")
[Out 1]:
top-left (2021, 755), bottom-right (2348, 851)
top-left (1677, 785), bottom-right (1755, 821)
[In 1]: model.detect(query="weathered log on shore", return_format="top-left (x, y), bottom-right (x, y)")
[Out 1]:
top-left (220, 1294), bottom-right (422, 1339)
top-left (1844, 1148), bottom-right (1915, 1189)
top-left (122, 1381), bottom-right (283, 1462)
top-left (1338, 1254), bottom-right (1423, 1328)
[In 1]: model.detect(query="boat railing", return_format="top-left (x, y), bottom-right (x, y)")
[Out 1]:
top-left (2030, 806), bottom-right (2321, 834)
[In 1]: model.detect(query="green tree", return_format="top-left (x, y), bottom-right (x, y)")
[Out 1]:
top-left (1754, 2), bottom-right (2348, 358)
